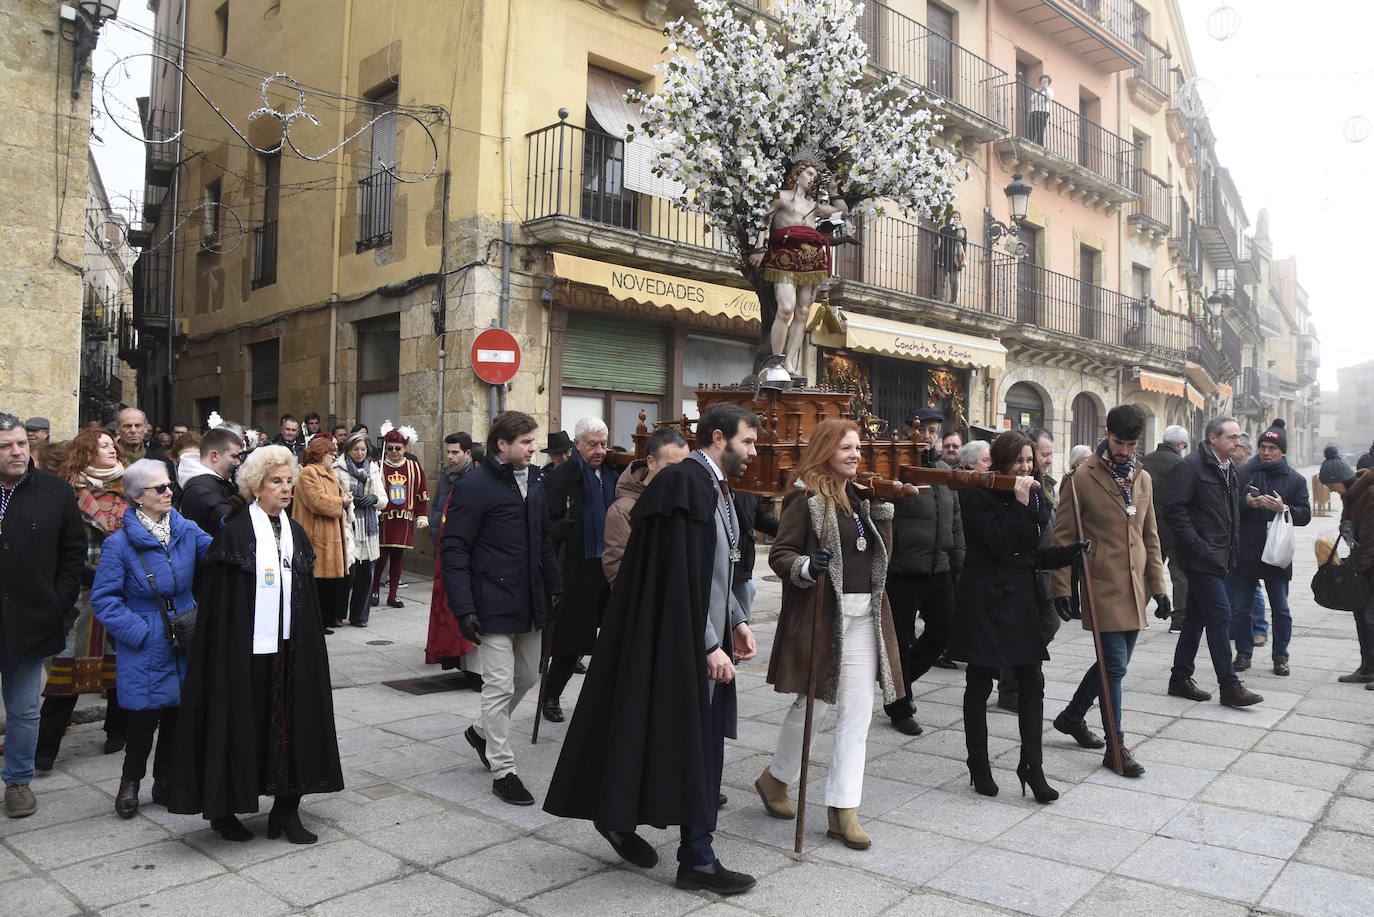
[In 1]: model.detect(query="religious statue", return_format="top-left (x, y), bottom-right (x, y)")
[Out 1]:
top-left (748, 160), bottom-right (849, 377)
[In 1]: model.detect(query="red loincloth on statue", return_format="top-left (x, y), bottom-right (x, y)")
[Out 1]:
top-left (762, 225), bottom-right (831, 285)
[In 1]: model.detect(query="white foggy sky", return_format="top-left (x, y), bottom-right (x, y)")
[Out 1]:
top-left (90, 1), bottom-right (1372, 390)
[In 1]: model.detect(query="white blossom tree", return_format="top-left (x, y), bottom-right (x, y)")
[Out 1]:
top-left (630, 0), bottom-right (963, 261)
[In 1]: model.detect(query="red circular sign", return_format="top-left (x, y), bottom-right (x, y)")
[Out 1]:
top-left (470, 328), bottom-right (521, 385)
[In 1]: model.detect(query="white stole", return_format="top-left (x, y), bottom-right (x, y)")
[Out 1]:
top-left (249, 502), bottom-right (294, 654)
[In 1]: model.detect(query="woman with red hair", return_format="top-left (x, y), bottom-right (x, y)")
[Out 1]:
top-left (757, 419), bottom-right (904, 850)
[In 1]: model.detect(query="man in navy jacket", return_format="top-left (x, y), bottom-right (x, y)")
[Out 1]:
top-left (441, 411), bottom-right (562, 807)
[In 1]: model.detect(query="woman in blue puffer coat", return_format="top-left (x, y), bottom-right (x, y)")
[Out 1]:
top-left (92, 459), bottom-right (212, 819)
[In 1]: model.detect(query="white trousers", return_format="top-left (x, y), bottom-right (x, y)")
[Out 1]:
top-left (770, 594), bottom-right (876, 809)
top-left (475, 629), bottom-right (542, 779)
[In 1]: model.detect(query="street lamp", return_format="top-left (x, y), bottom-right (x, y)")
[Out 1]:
top-left (60, 0), bottom-right (121, 99)
top-left (984, 173), bottom-right (1033, 257)
top-left (1205, 290), bottom-right (1226, 318)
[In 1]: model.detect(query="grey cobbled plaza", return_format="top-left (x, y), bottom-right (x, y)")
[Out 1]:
top-left (2, 468), bottom-right (1371, 917)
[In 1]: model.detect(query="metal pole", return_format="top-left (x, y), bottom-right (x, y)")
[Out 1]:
top-left (794, 532), bottom-right (829, 854)
top-left (1069, 475), bottom-right (1125, 775)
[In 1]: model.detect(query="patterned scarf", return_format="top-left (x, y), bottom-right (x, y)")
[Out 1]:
top-left (1096, 439), bottom-right (1139, 511)
top-left (136, 509), bottom-right (171, 547)
top-left (343, 455), bottom-right (379, 537)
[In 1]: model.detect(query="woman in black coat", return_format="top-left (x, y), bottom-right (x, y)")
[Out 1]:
top-left (947, 432), bottom-right (1083, 804)
top-left (168, 445), bottom-right (343, 844)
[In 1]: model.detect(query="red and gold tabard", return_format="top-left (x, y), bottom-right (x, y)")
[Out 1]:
top-left (379, 457), bottom-right (429, 549)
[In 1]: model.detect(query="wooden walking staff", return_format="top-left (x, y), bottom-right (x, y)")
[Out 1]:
top-left (795, 527), bottom-right (829, 855)
top-left (1068, 476), bottom-right (1126, 776)
top-left (533, 496), bottom-right (572, 744)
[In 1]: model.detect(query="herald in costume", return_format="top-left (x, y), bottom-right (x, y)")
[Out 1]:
top-left (372, 421), bottom-right (428, 607)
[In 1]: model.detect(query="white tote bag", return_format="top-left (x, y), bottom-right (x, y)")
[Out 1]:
top-left (1261, 509), bottom-right (1295, 568)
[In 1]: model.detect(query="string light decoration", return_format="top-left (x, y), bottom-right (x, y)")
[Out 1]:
top-left (1175, 77), bottom-right (1219, 120)
top-left (98, 54), bottom-right (444, 183)
top-left (1206, 4), bottom-right (1241, 41)
top-left (1342, 115), bottom-right (1371, 143)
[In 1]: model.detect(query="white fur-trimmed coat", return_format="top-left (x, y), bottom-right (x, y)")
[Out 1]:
top-left (766, 488), bottom-right (904, 706)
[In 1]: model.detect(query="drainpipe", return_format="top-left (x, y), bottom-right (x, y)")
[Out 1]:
top-left (489, 0), bottom-right (516, 424)
top-left (166, 0), bottom-right (187, 425)
top-left (499, 220), bottom-right (511, 414)
top-left (327, 0), bottom-right (356, 423)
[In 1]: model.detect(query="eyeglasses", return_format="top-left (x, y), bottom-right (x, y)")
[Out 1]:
top-left (144, 483), bottom-right (173, 495)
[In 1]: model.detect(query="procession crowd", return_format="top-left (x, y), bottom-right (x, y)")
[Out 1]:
top-left (1, 400), bottom-right (1372, 898)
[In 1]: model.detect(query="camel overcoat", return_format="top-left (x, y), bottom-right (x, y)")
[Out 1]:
top-left (294, 462), bottom-right (353, 579)
top-left (1051, 452), bottom-right (1168, 632)
top-left (767, 487), bottom-right (904, 706)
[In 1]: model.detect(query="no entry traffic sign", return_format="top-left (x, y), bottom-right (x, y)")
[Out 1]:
top-left (470, 327), bottom-right (521, 385)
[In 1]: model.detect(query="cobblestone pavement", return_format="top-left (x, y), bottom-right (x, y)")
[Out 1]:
top-left (3, 473), bottom-right (1372, 915)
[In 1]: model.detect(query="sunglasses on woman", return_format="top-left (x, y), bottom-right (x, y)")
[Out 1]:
top-left (144, 483), bottom-right (173, 495)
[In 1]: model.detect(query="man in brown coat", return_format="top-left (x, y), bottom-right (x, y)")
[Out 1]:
top-left (1049, 405), bottom-right (1169, 776)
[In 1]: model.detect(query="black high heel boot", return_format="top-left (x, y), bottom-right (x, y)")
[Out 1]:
top-left (210, 814), bottom-right (253, 842)
top-left (1016, 762), bottom-right (1059, 804)
top-left (268, 795), bottom-right (318, 844)
top-left (966, 759), bottom-right (999, 797)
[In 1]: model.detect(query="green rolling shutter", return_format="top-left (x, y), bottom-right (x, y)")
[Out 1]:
top-left (562, 312), bottom-right (667, 393)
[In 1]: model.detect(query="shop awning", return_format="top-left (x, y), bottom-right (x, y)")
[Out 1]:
top-left (551, 253), bottom-right (761, 323)
top-left (809, 309), bottom-right (1006, 371)
top-left (1217, 381), bottom-right (1234, 398)
top-left (1137, 371), bottom-right (1186, 397)
top-left (1185, 382), bottom-right (1206, 411)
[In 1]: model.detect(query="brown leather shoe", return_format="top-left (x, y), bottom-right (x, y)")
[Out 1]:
top-left (754, 767), bottom-right (794, 820)
top-left (1105, 746), bottom-right (1146, 777)
top-left (1167, 677), bottom-right (1211, 701)
top-left (1053, 712), bottom-right (1105, 749)
top-left (1219, 681), bottom-right (1263, 707)
top-left (1233, 652), bottom-right (1251, 672)
top-left (1338, 668), bottom-right (1374, 684)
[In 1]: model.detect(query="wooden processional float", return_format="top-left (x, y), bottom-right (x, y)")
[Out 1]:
top-left (608, 385), bottom-right (1038, 502)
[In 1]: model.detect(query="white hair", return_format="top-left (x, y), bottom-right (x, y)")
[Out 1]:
top-left (573, 415), bottom-right (608, 441)
top-left (123, 458), bottom-right (170, 498)
top-left (1163, 424), bottom-right (1188, 446)
top-left (236, 445), bottom-right (298, 501)
top-left (1069, 444), bottom-right (1093, 471)
top-left (958, 440), bottom-right (990, 469)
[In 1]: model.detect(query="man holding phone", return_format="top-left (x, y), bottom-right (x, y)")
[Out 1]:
top-left (1228, 420), bottom-right (1310, 676)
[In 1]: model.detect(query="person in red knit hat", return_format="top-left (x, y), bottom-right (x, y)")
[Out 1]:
top-left (371, 422), bottom-right (428, 608)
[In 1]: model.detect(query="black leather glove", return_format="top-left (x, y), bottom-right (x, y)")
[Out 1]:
top-left (547, 593), bottom-right (564, 624)
top-left (457, 613), bottom-right (483, 645)
top-left (808, 547), bottom-right (834, 579)
top-left (356, 494), bottom-right (378, 509)
top-left (1341, 520), bottom-right (1357, 545)
top-left (1054, 596), bottom-right (1080, 621)
top-left (1153, 594), bottom-right (1172, 620)
top-left (551, 518), bottom-right (577, 542)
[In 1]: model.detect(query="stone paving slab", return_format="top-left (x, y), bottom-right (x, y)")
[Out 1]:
top-left (4, 492), bottom-right (1374, 914)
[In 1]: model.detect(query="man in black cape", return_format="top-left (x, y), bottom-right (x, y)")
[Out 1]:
top-left (544, 403), bottom-right (759, 896)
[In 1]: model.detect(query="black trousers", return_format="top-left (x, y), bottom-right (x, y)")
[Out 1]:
top-left (965, 664), bottom-right (1045, 767)
top-left (36, 689), bottom-right (127, 764)
top-left (348, 560), bottom-right (374, 625)
top-left (883, 571), bottom-right (954, 720)
top-left (315, 576), bottom-right (350, 627)
top-left (122, 706), bottom-right (178, 781)
top-left (545, 655), bottom-right (578, 707)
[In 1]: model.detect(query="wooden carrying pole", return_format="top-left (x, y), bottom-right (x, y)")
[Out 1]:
top-left (1069, 477), bottom-right (1125, 775)
top-left (795, 531), bottom-right (829, 854)
top-left (534, 502), bottom-right (572, 744)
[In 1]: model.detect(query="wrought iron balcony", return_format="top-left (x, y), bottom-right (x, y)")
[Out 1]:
top-left (1167, 195), bottom-right (1200, 280)
top-left (994, 258), bottom-right (1188, 361)
top-left (357, 171), bottom-right (395, 253)
top-left (1127, 172), bottom-right (1171, 240)
top-left (252, 220), bottom-right (278, 289)
top-left (117, 308), bottom-right (140, 363)
top-left (1236, 365), bottom-right (1280, 416)
top-left (1188, 323), bottom-right (1224, 384)
top-left (1127, 34), bottom-right (1172, 111)
top-left (132, 245), bottom-right (170, 334)
top-left (1005, 0), bottom-right (1144, 71)
top-left (1195, 184), bottom-right (1238, 268)
top-left (858, 0), bottom-right (1009, 142)
top-left (1220, 315), bottom-right (1242, 377)
top-left (996, 81), bottom-right (1138, 205)
top-left (524, 121), bottom-right (735, 270)
top-left (145, 108), bottom-right (179, 187)
top-left (832, 215), bottom-right (1010, 321)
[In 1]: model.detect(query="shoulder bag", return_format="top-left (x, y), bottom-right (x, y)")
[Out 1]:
top-left (134, 549), bottom-right (198, 651)
top-left (1311, 531), bottom-right (1372, 613)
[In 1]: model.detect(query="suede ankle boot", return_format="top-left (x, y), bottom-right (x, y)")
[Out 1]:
top-left (826, 807), bottom-right (871, 850)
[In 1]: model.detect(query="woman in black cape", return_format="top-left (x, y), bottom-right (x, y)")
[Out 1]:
top-left (168, 445), bottom-right (343, 843)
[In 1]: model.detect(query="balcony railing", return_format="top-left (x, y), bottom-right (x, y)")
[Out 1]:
top-left (1130, 34), bottom-right (1172, 96)
top-left (357, 170), bottom-right (395, 253)
top-left (858, 1), bottom-right (1009, 133)
top-left (525, 121), bottom-right (731, 254)
top-left (117, 308), bottom-right (140, 363)
top-left (1168, 196), bottom-right (1200, 277)
top-left (833, 216), bottom-right (1009, 317)
top-left (132, 245), bottom-right (170, 333)
top-left (252, 220), bottom-right (278, 289)
top-left (1241, 366), bottom-right (1281, 401)
top-left (1219, 315), bottom-right (1242, 376)
top-left (145, 108), bottom-right (179, 186)
top-left (1064, 0), bottom-right (1137, 46)
top-left (1128, 172), bottom-right (1171, 235)
top-left (1196, 184), bottom-right (1238, 266)
top-left (995, 259), bottom-right (1187, 359)
top-left (1005, 81), bottom-right (1137, 192)
top-left (1188, 323), bottom-right (1223, 382)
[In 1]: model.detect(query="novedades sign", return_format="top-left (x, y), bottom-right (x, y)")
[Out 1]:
top-left (552, 253), bottom-right (760, 322)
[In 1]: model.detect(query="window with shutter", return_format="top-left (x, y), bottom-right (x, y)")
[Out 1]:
top-left (562, 311), bottom-right (667, 394)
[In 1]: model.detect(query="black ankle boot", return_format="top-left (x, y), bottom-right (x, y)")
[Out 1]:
top-left (966, 759), bottom-right (999, 797)
top-left (1016, 761), bottom-right (1059, 804)
top-left (115, 778), bottom-right (140, 819)
top-left (210, 814), bottom-right (253, 842)
top-left (268, 796), bottom-right (317, 844)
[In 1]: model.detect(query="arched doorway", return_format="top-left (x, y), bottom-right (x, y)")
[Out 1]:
top-left (1005, 382), bottom-right (1045, 431)
top-left (1071, 392), bottom-right (1101, 448)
